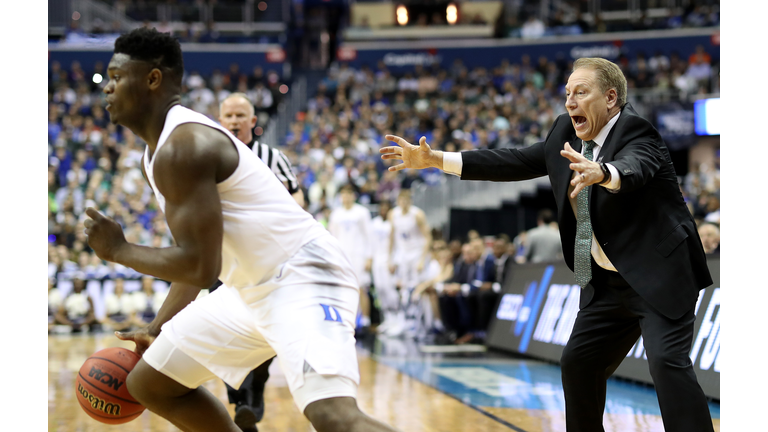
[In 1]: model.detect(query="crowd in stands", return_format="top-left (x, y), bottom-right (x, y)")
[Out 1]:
top-left (47, 46), bottom-right (719, 340)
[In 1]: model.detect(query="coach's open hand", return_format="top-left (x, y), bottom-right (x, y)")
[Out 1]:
top-left (116, 326), bottom-right (158, 357)
top-left (561, 142), bottom-right (605, 199)
top-left (380, 135), bottom-right (442, 171)
top-left (84, 207), bottom-right (128, 262)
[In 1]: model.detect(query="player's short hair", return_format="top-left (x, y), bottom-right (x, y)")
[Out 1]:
top-left (340, 184), bottom-right (356, 194)
top-left (114, 27), bottom-right (184, 88)
top-left (573, 57), bottom-right (627, 108)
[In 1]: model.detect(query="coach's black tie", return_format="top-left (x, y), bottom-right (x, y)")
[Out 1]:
top-left (574, 140), bottom-right (596, 288)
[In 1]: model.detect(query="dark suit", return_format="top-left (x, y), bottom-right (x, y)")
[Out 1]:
top-left (460, 104), bottom-right (714, 432)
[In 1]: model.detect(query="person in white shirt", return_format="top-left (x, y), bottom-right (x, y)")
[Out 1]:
top-left (48, 278), bottom-right (63, 332)
top-left (328, 184), bottom-right (373, 329)
top-left (85, 28), bottom-right (398, 432)
top-left (102, 277), bottom-right (138, 331)
top-left (369, 200), bottom-right (397, 333)
top-left (385, 189), bottom-right (431, 336)
top-left (54, 275), bottom-right (98, 332)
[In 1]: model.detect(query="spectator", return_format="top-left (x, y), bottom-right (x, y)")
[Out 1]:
top-left (102, 278), bottom-right (139, 331)
top-left (411, 240), bottom-right (454, 336)
top-left (524, 209), bottom-right (563, 263)
top-left (520, 15), bottom-right (546, 39)
top-left (492, 233), bottom-right (512, 285)
top-left (48, 279), bottom-right (63, 332)
top-left (698, 223), bottom-right (720, 255)
top-left (53, 275), bottom-right (98, 333)
top-left (437, 242), bottom-right (478, 342)
top-left (458, 238), bottom-right (499, 344)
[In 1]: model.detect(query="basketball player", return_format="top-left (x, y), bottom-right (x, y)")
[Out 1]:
top-left (84, 28), bottom-right (398, 432)
top-left (370, 200), bottom-right (398, 333)
top-left (217, 91), bottom-right (303, 431)
top-left (386, 188), bottom-right (431, 336)
top-left (328, 184), bottom-right (373, 330)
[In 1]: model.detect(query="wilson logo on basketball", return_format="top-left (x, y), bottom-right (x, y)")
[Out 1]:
top-left (88, 366), bottom-right (125, 391)
top-left (77, 383), bottom-right (122, 416)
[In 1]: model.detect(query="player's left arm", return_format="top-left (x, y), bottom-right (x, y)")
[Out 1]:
top-left (85, 124), bottom-right (226, 288)
top-left (415, 209), bottom-right (432, 271)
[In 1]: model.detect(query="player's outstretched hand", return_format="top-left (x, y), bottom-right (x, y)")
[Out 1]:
top-left (380, 135), bottom-right (438, 172)
top-left (115, 327), bottom-right (157, 357)
top-left (83, 207), bottom-right (128, 262)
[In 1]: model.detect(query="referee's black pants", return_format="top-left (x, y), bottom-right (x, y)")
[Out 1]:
top-left (559, 261), bottom-right (714, 432)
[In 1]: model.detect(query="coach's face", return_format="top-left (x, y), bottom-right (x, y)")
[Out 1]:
top-left (565, 67), bottom-right (618, 142)
top-left (219, 97), bottom-right (257, 144)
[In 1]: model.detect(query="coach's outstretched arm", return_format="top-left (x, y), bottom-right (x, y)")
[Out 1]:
top-left (380, 133), bottom-right (549, 182)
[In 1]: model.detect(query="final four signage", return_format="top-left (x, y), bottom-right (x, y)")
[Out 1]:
top-left (487, 258), bottom-right (720, 399)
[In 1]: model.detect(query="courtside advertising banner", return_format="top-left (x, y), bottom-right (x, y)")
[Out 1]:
top-left (487, 258), bottom-right (720, 399)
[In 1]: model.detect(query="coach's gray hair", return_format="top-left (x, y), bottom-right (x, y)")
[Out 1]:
top-left (573, 58), bottom-right (627, 108)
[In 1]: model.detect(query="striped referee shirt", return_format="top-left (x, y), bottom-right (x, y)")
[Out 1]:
top-left (247, 139), bottom-right (300, 194)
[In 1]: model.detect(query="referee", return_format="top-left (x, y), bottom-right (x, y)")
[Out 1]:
top-left (210, 93), bottom-right (304, 432)
top-left (220, 92), bottom-right (305, 207)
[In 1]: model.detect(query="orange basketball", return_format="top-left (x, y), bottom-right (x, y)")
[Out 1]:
top-left (75, 347), bottom-right (146, 424)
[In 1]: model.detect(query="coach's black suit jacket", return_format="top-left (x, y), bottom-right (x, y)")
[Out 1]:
top-left (460, 104), bottom-right (712, 319)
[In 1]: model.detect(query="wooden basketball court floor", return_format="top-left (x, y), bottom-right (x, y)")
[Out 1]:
top-left (49, 333), bottom-right (720, 432)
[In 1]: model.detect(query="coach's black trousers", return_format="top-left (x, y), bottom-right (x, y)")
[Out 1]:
top-left (559, 263), bottom-right (714, 432)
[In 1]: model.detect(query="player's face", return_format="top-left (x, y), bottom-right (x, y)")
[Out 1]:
top-left (379, 202), bottom-right (391, 218)
top-left (564, 67), bottom-right (616, 142)
top-left (103, 54), bottom-right (145, 126)
top-left (219, 98), bottom-right (256, 144)
top-left (341, 189), bottom-right (355, 207)
top-left (397, 192), bottom-right (411, 208)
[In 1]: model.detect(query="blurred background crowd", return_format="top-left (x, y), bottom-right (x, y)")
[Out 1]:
top-left (48, 0), bottom-right (720, 343)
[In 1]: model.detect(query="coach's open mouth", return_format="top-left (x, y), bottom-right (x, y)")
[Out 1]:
top-left (572, 116), bottom-right (587, 129)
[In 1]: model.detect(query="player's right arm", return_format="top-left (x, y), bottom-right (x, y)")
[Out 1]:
top-left (85, 123), bottom-right (231, 287)
top-left (116, 281), bottom-right (201, 356)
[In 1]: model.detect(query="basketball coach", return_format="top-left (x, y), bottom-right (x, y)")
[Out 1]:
top-left (380, 57), bottom-right (714, 432)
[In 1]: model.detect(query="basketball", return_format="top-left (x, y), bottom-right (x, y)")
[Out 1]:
top-left (75, 347), bottom-right (145, 424)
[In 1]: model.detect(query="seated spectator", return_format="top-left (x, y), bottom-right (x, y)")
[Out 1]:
top-left (698, 223), bottom-right (720, 255)
top-left (101, 278), bottom-right (140, 331)
top-left (48, 278), bottom-right (63, 332)
top-left (132, 276), bottom-right (167, 324)
top-left (53, 275), bottom-right (98, 333)
top-left (520, 15), bottom-right (546, 39)
top-left (436, 243), bottom-right (478, 342)
top-left (402, 239), bottom-right (452, 338)
top-left (460, 239), bottom-right (498, 344)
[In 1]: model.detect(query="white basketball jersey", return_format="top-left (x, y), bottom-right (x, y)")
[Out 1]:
top-left (391, 205), bottom-right (426, 258)
top-left (143, 105), bottom-right (326, 289)
top-left (328, 204), bottom-right (372, 263)
top-left (370, 215), bottom-right (391, 262)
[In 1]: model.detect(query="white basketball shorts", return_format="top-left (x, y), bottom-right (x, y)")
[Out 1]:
top-left (142, 234), bottom-right (361, 412)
